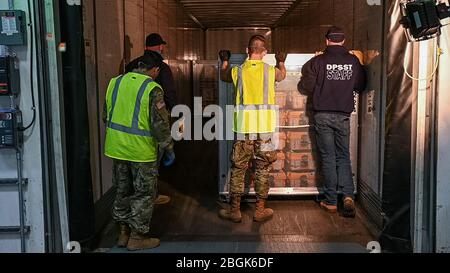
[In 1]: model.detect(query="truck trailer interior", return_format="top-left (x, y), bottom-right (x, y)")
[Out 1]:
top-left (1, 0), bottom-right (450, 254)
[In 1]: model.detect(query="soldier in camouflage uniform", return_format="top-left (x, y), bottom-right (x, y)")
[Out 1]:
top-left (103, 54), bottom-right (174, 251)
top-left (218, 35), bottom-right (287, 223)
top-left (229, 137), bottom-right (277, 201)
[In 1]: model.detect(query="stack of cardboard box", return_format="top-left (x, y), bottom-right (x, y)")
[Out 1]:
top-left (269, 89), bottom-right (322, 188)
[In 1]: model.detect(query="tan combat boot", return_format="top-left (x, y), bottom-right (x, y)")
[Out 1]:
top-left (154, 194), bottom-right (171, 205)
top-left (117, 223), bottom-right (130, 248)
top-left (127, 231), bottom-right (160, 251)
top-left (253, 198), bottom-right (273, 222)
top-left (342, 197), bottom-right (356, 218)
top-left (218, 196), bottom-right (242, 223)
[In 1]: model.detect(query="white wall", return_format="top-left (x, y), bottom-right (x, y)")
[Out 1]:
top-left (0, 0), bottom-right (45, 253)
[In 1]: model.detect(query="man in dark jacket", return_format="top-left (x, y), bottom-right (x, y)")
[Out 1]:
top-left (144, 33), bottom-right (177, 206)
top-left (144, 33), bottom-right (176, 111)
top-left (298, 26), bottom-right (367, 218)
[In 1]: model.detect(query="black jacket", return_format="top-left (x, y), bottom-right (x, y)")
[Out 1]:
top-left (144, 50), bottom-right (176, 111)
top-left (298, 46), bottom-right (367, 116)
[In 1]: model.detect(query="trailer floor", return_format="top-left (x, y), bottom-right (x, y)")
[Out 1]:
top-left (94, 140), bottom-right (376, 253)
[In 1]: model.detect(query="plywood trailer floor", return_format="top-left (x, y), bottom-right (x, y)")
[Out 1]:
top-left (93, 140), bottom-right (376, 253)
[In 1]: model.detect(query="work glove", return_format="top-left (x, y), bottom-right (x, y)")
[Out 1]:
top-left (219, 50), bottom-right (231, 62)
top-left (275, 52), bottom-right (287, 63)
top-left (162, 149), bottom-right (176, 167)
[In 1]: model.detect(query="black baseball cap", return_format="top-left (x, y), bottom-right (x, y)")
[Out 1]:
top-left (146, 33), bottom-right (167, 47)
top-left (325, 26), bottom-right (346, 43)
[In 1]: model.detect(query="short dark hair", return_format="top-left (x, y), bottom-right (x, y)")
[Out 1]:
top-left (326, 26), bottom-right (345, 43)
top-left (126, 53), bottom-right (161, 73)
top-left (248, 35), bottom-right (267, 54)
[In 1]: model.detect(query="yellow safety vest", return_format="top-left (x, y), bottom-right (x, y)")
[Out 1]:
top-left (104, 72), bottom-right (161, 163)
top-left (232, 60), bottom-right (277, 134)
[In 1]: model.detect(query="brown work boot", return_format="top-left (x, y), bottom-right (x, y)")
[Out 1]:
top-left (127, 231), bottom-right (160, 251)
top-left (343, 197), bottom-right (356, 218)
top-left (218, 196), bottom-right (242, 223)
top-left (117, 223), bottom-right (130, 248)
top-left (154, 194), bottom-right (171, 205)
top-left (320, 201), bottom-right (338, 213)
top-left (253, 198), bottom-right (273, 222)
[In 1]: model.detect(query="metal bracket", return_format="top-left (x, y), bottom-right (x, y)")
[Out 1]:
top-left (0, 226), bottom-right (30, 234)
top-left (0, 178), bottom-right (28, 186)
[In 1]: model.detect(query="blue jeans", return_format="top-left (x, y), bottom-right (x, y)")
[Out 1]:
top-left (314, 112), bottom-right (354, 205)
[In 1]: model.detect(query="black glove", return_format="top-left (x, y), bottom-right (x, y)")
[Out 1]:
top-left (276, 52), bottom-right (287, 63)
top-left (219, 50), bottom-right (231, 62)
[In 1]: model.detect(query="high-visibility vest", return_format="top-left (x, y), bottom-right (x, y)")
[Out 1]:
top-left (232, 60), bottom-right (277, 134)
top-left (104, 72), bottom-right (161, 163)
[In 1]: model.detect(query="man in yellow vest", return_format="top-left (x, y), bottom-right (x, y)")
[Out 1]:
top-left (103, 54), bottom-right (174, 251)
top-left (218, 35), bottom-right (287, 223)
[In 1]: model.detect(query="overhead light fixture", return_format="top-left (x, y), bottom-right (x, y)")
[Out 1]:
top-left (400, 0), bottom-right (450, 42)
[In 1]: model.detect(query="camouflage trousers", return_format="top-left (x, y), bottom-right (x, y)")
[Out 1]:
top-left (230, 138), bottom-right (277, 199)
top-left (112, 159), bottom-right (158, 234)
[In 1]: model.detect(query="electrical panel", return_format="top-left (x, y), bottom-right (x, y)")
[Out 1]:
top-left (0, 10), bottom-right (27, 46)
top-left (0, 56), bottom-right (20, 96)
top-left (0, 108), bottom-right (22, 149)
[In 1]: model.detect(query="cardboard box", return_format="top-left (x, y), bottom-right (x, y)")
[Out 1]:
top-left (271, 152), bottom-right (286, 171)
top-left (275, 92), bottom-right (288, 109)
top-left (279, 110), bottom-right (287, 126)
top-left (288, 92), bottom-right (307, 110)
top-left (273, 132), bottom-right (286, 151)
top-left (287, 131), bottom-right (314, 150)
top-left (287, 111), bottom-right (310, 126)
top-left (286, 152), bottom-right (317, 171)
top-left (287, 172), bottom-right (317, 187)
top-left (269, 171), bottom-right (287, 187)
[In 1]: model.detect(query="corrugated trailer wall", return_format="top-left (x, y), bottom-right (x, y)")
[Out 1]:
top-left (352, 0), bottom-right (385, 229)
top-left (205, 28), bottom-right (272, 59)
top-left (83, 0), bottom-right (205, 203)
top-left (272, 0), bottom-right (354, 53)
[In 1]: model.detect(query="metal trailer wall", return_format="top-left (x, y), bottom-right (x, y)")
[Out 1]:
top-left (205, 28), bottom-right (272, 59)
top-left (436, 2), bottom-right (450, 253)
top-left (0, 0), bottom-right (45, 252)
top-left (83, 0), bottom-right (205, 206)
top-left (379, 0), bottom-right (414, 252)
top-left (352, 0), bottom-right (386, 230)
top-left (272, 0), bottom-right (355, 53)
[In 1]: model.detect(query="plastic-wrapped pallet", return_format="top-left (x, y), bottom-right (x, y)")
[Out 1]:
top-left (287, 172), bottom-right (317, 188)
top-left (271, 152), bottom-right (286, 171)
top-left (287, 111), bottom-right (310, 126)
top-left (278, 110), bottom-right (287, 127)
top-left (269, 171), bottom-right (287, 188)
top-left (273, 132), bottom-right (286, 151)
top-left (286, 152), bottom-right (317, 171)
top-left (288, 91), bottom-right (307, 110)
top-left (287, 131), bottom-right (313, 151)
top-left (275, 92), bottom-right (288, 109)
